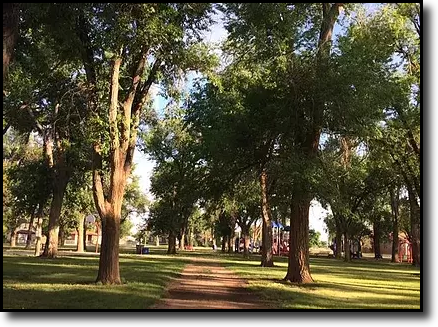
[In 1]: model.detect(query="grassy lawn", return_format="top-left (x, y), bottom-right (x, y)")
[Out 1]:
top-left (219, 253), bottom-right (421, 309)
top-left (3, 249), bottom-right (190, 309)
top-left (3, 247), bottom-right (421, 310)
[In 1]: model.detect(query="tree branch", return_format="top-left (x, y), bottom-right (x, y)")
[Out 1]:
top-left (24, 105), bottom-right (44, 134)
top-left (393, 105), bottom-right (420, 163)
top-left (3, 123), bottom-right (10, 135)
top-left (92, 143), bottom-right (108, 217)
top-left (133, 58), bottom-right (161, 114)
top-left (109, 58), bottom-right (122, 151)
top-left (124, 58), bottom-right (162, 172)
top-left (76, 15), bottom-right (97, 86)
top-left (121, 47), bottom-right (149, 151)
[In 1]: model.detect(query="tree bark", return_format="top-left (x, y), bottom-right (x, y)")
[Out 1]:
top-left (221, 237), bottom-right (226, 253)
top-left (83, 218), bottom-right (88, 251)
top-left (167, 232), bottom-right (176, 254)
top-left (96, 210), bottom-right (121, 284)
top-left (156, 235), bottom-right (160, 246)
top-left (178, 231), bottom-right (185, 250)
top-left (227, 234), bottom-right (233, 254)
top-left (94, 158), bottom-right (126, 284)
top-left (3, 3), bottom-right (19, 85)
top-left (260, 168), bottom-right (274, 267)
top-left (34, 203), bottom-right (44, 256)
top-left (228, 211), bottom-right (237, 253)
top-left (242, 230), bottom-right (250, 258)
top-left (407, 185), bottom-right (420, 266)
top-left (58, 228), bottom-right (64, 247)
top-left (42, 176), bottom-right (69, 258)
top-left (335, 219), bottom-right (342, 259)
top-left (284, 195), bottom-right (313, 283)
top-left (343, 232), bottom-right (350, 262)
top-left (373, 221), bottom-right (381, 258)
top-left (76, 216), bottom-right (85, 252)
top-left (390, 188), bottom-right (399, 263)
top-left (188, 228), bottom-right (194, 247)
top-left (10, 227), bottom-right (17, 247)
top-left (25, 210), bottom-right (36, 249)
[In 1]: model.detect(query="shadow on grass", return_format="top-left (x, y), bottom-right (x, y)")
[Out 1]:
top-left (3, 254), bottom-right (191, 309)
top-left (3, 285), bottom-right (162, 310)
top-left (219, 256), bottom-right (420, 309)
top-left (3, 251), bottom-right (420, 310)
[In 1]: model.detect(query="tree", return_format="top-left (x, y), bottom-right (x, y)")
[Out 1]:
top-left (309, 229), bottom-right (322, 248)
top-left (145, 106), bottom-right (204, 254)
top-left (4, 132), bottom-right (51, 250)
top-left (188, 58), bottom-right (285, 266)
top-left (4, 4), bottom-right (92, 258)
top-left (7, 155), bottom-right (51, 248)
top-left (61, 3), bottom-right (216, 283)
top-left (60, 174), bottom-right (95, 252)
top-left (230, 171), bottom-right (261, 258)
top-left (217, 2), bottom-right (343, 280)
top-left (348, 3), bottom-right (420, 265)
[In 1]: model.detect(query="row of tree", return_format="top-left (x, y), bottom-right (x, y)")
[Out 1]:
top-left (142, 3), bottom-right (420, 284)
top-left (3, 3), bottom-right (420, 285)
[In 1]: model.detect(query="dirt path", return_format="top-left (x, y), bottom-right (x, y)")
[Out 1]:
top-left (152, 257), bottom-right (272, 309)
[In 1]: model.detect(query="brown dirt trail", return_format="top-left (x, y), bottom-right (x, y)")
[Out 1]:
top-left (152, 257), bottom-right (272, 309)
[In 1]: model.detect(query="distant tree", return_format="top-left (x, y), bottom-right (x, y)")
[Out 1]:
top-left (309, 229), bottom-right (322, 248)
top-left (5, 138), bottom-right (51, 249)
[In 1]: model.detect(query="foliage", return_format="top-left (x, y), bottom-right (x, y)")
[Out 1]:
top-left (4, 135), bottom-right (51, 236)
top-left (309, 229), bottom-right (322, 248)
top-left (145, 106), bottom-right (203, 241)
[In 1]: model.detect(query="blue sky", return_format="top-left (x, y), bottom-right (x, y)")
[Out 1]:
top-left (132, 4), bottom-right (388, 241)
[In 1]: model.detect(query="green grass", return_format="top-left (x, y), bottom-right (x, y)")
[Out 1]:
top-left (3, 252), bottom-right (190, 309)
top-left (219, 253), bottom-right (421, 309)
top-left (3, 248), bottom-right (421, 310)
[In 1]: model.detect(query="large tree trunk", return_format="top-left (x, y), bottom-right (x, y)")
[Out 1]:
top-left (260, 168), bottom-right (274, 267)
top-left (178, 230), bottom-right (185, 250)
top-left (10, 227), bottom-right (17, 247)
top-left (83, 218), bottom-right (88, 251)
top-left (203, 231), bottom-right (208, 247)
top-left (25, 210), bottom-right (36, 249)
top-left (408, 186), bottom-right (420, 266)
top-left (227, 234), bottom-right (233, 253)
top-left (188, 228), bottom-right (194, 247)
top-left (335, 218), bottom-right (342, 259)
top-left (284, 196), bottom-right (313, 283)
top-left (96, 210), bottom-right (121, 284)
top-left (34, 203), bottom-right (44, 256)
top-left (76, 216), bottom-right (85, 252)
top-left (390, 188), bottom-right (399, 263)
top-left (343, 232), bottom-right (351, 262)
top-left (42, 176), bottom-right (69, 258)
top-left (3, 3), bottom-right (19, 85)
top-left (221, 237), bottom-right (226, 253)
top-left (284, 3), bottom-right (341, 283)
top-left (242, 228), bottom-right (250, 259)
top-left (58, 228), bottom-right (64, 247)
top-left (228, 212), bottom-right (237, 254)
top-left (94, 148), bottom-right (127, 284)
top-left (168, 232), bottom-right (176, 254)
top-left (373, 221), bottom-right (381, 259)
